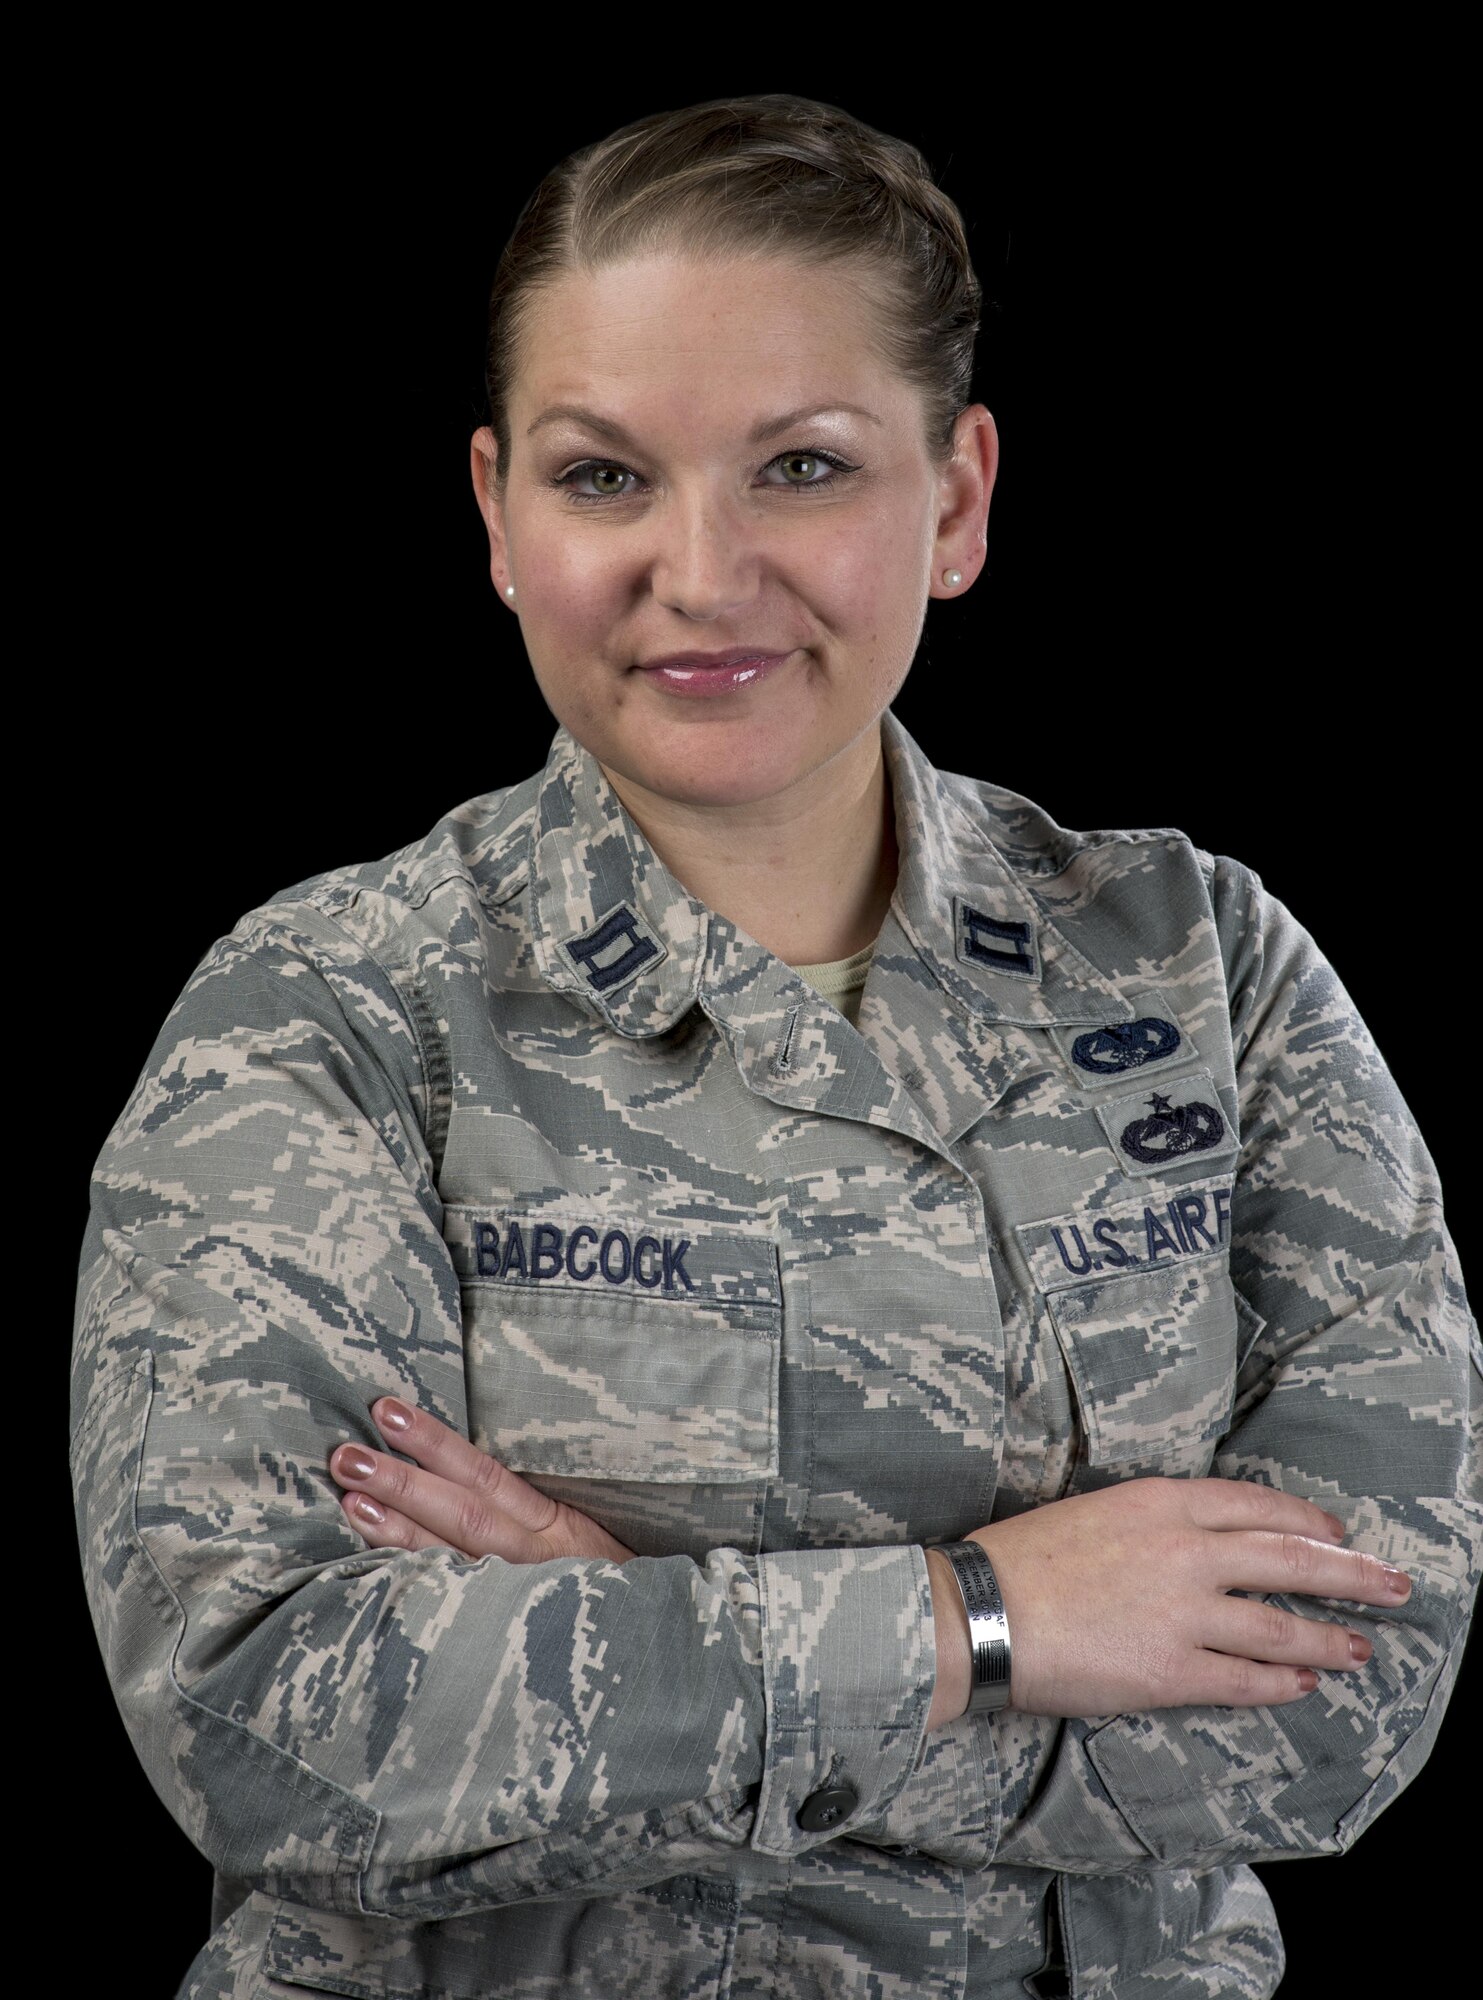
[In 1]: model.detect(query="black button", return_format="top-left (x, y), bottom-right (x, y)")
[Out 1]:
top-left (795, 1784), bottom-right (859, 1832)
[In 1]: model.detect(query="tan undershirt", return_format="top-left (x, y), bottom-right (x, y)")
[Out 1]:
top-left (787, 937), bottom-right (875, 1029)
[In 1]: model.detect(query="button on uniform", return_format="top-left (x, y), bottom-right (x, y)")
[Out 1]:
top-left (796, 1784), bottom-right (860, 1832)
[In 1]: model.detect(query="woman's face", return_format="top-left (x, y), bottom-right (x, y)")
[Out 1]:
top-left (472, 251), bottom-right (994, 812)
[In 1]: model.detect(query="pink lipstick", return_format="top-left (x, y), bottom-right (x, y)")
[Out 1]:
top-left (634, 649), bottom-right (797, 697)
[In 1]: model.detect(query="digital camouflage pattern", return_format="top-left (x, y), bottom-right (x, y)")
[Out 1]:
top-left (71, 709), bottom-right (1481, 1999)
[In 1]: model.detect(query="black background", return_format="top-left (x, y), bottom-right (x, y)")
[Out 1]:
top-left (59, 50), bottom-right (1471, 1994)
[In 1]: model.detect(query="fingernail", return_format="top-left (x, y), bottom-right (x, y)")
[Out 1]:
top-left (378, 1400), bottom-right (413, 1434)
top-left (353, 1495), bottom-right (385, 1524)
top-left (1347, 1632), bottom-right (1372, 1661)
top-left (1296, 1669), bottom-right (1318, 1691)
top-left (1325, 1514), bottom-right (1346, 1540)
top-left (338, 1447), bottom-right (376, 1481)
top-left (1383, 1567), bottom-right (1412, 1597)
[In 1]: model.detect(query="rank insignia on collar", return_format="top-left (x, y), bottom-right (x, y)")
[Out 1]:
top-left (954, 896), bottom-right (1039, 979)
top-left (562, 901), bottom-right (666, 994)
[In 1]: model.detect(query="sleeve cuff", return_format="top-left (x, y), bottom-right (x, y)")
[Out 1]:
top-left (749, 1544), bottom-right (936, 1856)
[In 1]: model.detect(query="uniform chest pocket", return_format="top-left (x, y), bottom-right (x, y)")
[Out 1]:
top-left (1046, 1255), bottom-right (1241, 1486)
top-left (445, 1207), bottom-right (783, 1561)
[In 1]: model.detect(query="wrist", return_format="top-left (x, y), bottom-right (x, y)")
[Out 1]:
top-left (924, 1546), bottom-right (973, 1729)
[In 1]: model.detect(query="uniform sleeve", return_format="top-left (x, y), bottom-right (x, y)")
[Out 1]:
top-left (990, 854), bottom-right (1483, 1873)
top-left (69, 912), bottom-right (936, 1924)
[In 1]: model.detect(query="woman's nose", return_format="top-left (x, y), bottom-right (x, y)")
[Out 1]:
top-left (647, 491), bottom-right (760, 621)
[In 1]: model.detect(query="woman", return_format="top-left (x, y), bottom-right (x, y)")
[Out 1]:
top-left (71, 94), bottom-right (1479, 1999)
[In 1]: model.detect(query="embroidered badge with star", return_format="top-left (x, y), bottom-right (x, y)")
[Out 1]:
top-left (1092, 1068), bottom-right (1236, 1177)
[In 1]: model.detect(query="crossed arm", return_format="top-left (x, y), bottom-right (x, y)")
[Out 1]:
top-left (328, 1397), bottom-right (1416, 1729)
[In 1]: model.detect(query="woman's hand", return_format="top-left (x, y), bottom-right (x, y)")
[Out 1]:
top-left (329, 1399), bottom-right (637, 1565)
top-left (949, 1475), bottom-right (1413, 1720)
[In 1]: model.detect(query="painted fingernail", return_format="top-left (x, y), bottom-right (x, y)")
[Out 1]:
top-left (1296, 1670), bottom-right (1318, 1691)
top-left (338, 1447), bottom-right (376, 1481)
top-left (378, 1400), bottom-right (413, 1434)
top-left (1325, 1514), bottom-right (1346, 1540)
top-left (1383, 1567), bottom-right (1411, 1597)
top-left (353, 1495), bottom-right (385, 1525)
top-left (1347, 1632), bottom-right (1372, 1661)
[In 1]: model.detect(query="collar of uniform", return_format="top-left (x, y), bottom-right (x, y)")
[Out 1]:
top-left (525, 710), bottom-right (1133, 1042)
top-left (878, 708), bottom-right (1133, 1030)
top-left (527, 723), bottom-right (710, 1037)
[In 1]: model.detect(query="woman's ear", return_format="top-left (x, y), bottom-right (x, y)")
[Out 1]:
top-left (470, 427), bottom-right (515, 604)
top-left (931, 404), bottom-right (998, 596)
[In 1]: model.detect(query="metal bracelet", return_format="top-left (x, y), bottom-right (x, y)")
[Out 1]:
top-left (933, 1539), bottom-right (1012, 1715)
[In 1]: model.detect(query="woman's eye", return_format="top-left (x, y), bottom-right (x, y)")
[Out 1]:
top-left (771, 456), bottom-right (831, 486)
top-left (556, 462), bottom-right (635, 500)
top-left (763, 452), bottom-right (843, 488)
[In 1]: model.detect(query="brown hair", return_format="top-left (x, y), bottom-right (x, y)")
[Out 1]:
top-left (481, 92), bottom-right (982, 499)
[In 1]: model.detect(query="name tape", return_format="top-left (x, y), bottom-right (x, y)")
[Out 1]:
top-left (478, 1220), bottom-right (692, 1290)
top-left (443, 1208), bottom-right (783, 1308)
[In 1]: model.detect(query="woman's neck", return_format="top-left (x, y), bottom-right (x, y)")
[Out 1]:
top-left (598, 729), bottom-right (898, 967)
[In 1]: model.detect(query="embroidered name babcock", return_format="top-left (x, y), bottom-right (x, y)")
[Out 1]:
top-left (440, 1208), bottom-right (786, 1310)
top-left (1013, 1174), bottom-right (1235, 1295)
top-left (475, 1219), bottom-right (694, 1290)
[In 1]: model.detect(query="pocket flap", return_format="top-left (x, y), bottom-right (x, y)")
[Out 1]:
top-left (449, 1210), bottom-right (783, 1483)
top-left (1046, 1259), bottom-right (1238, 1466)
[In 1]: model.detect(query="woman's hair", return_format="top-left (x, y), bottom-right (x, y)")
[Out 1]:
top-left (482, 93), bottom-right (982, 499)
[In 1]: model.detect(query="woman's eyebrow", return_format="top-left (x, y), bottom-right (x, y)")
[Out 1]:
top-left (525, 402), bottom-right (884, 447)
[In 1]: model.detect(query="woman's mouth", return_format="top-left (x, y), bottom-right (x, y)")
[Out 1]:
top-left (632, 650), bottom-right (797, 697)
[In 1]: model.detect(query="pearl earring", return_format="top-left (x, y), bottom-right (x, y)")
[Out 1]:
top-left (942, 568), bottom-right (963, 588)
top-left (504, 584), bottom-right (515, 598)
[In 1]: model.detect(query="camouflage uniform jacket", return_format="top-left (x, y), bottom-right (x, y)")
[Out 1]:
top-left (71, 709), bottom-right (1481, 2000)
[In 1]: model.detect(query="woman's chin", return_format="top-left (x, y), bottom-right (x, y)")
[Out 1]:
top-left (597, 721), bottom-right (832, 813)
top-left (614, 759), bottom-right (809, 814)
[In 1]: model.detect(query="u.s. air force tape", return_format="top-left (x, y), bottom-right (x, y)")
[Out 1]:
top-left (1014, 1173), bottom-right (1234, 1294)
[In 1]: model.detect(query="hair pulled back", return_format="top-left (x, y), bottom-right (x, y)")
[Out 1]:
top-left (482, 93), bottom-right (982, 497)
